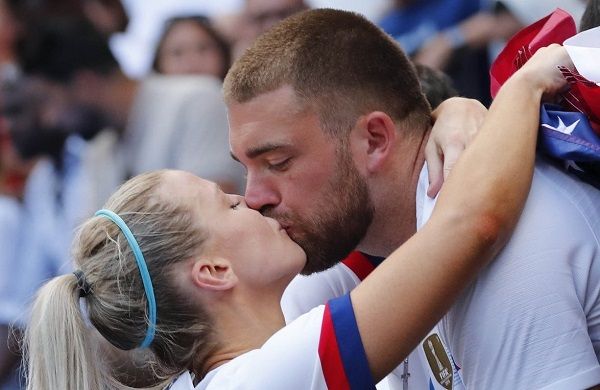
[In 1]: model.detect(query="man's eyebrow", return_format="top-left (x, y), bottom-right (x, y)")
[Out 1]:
top-left (231, 143), bottom-right (292, 161)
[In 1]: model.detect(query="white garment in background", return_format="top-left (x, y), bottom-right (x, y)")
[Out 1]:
top-left (126, 75), bottom-right (245, 193)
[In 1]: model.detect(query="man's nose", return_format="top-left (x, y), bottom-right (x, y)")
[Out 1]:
top-left (244, 175), bottom-right (280, 212)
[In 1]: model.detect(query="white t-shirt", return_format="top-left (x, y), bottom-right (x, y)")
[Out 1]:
top-left (169, 294), bottom-right (376, 390)
top-left (416, 157), bottom-right (600, 389)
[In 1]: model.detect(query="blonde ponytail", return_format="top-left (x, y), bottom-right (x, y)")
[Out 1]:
top-left (23, 171), bottom-right (216, 388)
top-left (24, 274), bottom-right (104, 390)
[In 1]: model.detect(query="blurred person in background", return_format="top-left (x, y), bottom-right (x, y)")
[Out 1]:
top-left (15, 0), bottom-right (129, 38)
top-left (0, 68), bottom-right (93, 390)
top-left (0, 3), bottom-right (36, 388)
top-left (245, 0), bottom-right (308, 35)
top-left (20, 18), bottom-right (244, 195)
top-left (411, 0), bottom-right (587, 103)
top-left (0, 82), bottom-right (78, 390)
top-left (0, 0), bottom-right (22, 87)
top-left (414, 63), bottom-right (458, 109)
top-left (80, 0), bottom-right (129, 37)
top-left (378, 0), bottom-right (491, 104)
top-left (152, 15), bottom-right (231, 80)
top-left (0, 115), bottom-right (29, 390)
top-left (215, 0), bottom-right (308, 60)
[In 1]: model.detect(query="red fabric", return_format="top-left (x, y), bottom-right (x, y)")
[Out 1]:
top-left (341, 251), bottom-right (375, 281)
top-left (559, 67), bottom-right (600, 134)
top-left (490, 8), bottom-right (600, 135)
top-left (490, 8), bottom-right (576, 97)
top-left (319, 305), bottom-right (351, 390)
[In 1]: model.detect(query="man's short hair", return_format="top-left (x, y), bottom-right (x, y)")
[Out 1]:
top-left (223, 8), bottom-right (431, 137)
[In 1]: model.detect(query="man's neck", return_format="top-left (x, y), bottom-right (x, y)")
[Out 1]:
top-left (357, 129), bottom-right (430, 257)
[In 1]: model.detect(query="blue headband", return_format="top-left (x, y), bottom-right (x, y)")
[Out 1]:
top-left (95, 209), bottom-right (156, 349)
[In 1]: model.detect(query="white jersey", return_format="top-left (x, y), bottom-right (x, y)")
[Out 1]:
top-left (281, 254), bottom-right (459, 389)
top-left (415, 157), bottom-right (600, 389)
top-left (169, 294), bottom-right (376, 389)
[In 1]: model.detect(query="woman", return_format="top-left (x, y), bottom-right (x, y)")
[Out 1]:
top-left (152, 15), bottom-right (230, 80)
top-left (24, 45), bottom-right (571, 389)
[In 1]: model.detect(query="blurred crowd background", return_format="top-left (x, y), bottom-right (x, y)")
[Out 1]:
top-left (0, 0), bottom-right (593, 388)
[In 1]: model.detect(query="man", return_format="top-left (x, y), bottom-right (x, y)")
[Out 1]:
top-left (225, 9), bottom-right (600, 389)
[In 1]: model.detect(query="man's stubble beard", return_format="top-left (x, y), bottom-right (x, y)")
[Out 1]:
top-left (264, 148), bottom-right (375, 275)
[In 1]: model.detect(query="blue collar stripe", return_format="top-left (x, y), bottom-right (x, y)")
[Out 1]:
top-left (95, 209), bottom-right (156, 348)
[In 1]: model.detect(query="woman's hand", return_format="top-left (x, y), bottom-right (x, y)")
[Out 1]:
top-left (425, 97), bottom-right (487, 197)
top-left (509, 44), bottom-right (573, 99)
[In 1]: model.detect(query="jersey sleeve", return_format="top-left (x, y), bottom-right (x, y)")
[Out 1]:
top-left (199, 294), bottom-right (376, 390)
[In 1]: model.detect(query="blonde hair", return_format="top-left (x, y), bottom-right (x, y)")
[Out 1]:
top-left (223, 8), bottom-right (431, 137)
top-left (24, 171), bottom-right (215, 389)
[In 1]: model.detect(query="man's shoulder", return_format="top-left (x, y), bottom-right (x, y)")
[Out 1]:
top-left (281, 262), bottom-right (361, 323)
top-left (528, 158), bottom-right (600, 240)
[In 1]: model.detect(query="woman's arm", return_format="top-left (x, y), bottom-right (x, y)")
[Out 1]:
top-left (352, 44), bottom-right (572, 381)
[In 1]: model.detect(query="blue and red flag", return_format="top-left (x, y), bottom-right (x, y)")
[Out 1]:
top-left (489, 9), bottom-right (600, 188)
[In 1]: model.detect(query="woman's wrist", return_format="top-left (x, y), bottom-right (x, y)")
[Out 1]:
top-left (503, 70), bottom-right (545, 101)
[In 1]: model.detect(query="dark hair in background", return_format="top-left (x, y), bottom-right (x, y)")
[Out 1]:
top-left (152, 15), bottom-right (231, 80)
top-left (414, 64), bottom-right (458, 109)
top-left (7, 18), bottom-right (115, 166)
top-left (19, 17), bottom-right (119, 83)
top-left (580, 0), bottom-right (600, 31)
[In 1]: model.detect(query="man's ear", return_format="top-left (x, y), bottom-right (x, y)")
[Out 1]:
top-left (191, 257), bottom-right (238, 292)
top-left (353, 111), bottom-right (398, 173)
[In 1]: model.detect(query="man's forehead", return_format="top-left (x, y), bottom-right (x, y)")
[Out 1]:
top-left (228, 85), bottom-right (305, 116)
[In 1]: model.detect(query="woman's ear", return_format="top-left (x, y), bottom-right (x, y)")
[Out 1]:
top-left (191, 257), bottom-right (238, 291)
